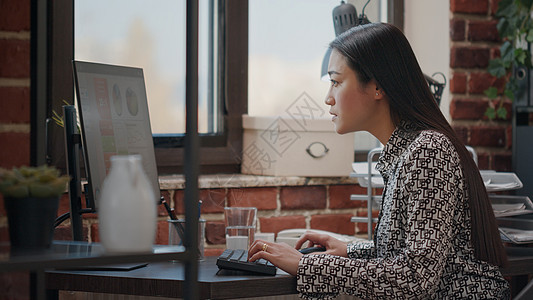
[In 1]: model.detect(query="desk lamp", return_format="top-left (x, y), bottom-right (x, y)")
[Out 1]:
top-left (321, 1), bottom-right (370, 82)
top-left (321, 1), bottom-right (446, 105)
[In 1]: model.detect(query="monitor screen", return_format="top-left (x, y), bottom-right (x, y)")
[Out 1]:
top-left (73, 61), bottom-right (160, 209)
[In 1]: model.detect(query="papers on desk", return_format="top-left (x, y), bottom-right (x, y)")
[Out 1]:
top-left (492, 203), bottom-right (533, 218)
top-left (499, 227), bottom-right (533, 244)
top-left (480, 171), bottom-right (523, 192)
top-left (351, 162), bottom-right (383, 188)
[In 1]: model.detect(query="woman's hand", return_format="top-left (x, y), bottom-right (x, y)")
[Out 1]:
top-left (248, 240), bottom-right (303, 276)
top-left (295, 231), bottom-right (348, 258)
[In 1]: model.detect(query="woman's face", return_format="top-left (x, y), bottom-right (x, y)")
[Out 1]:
top-left (325, 49), bottom-right (379, 135)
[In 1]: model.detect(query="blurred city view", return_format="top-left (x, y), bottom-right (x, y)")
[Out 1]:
top-left (75, 0), bottom-right (382, 137)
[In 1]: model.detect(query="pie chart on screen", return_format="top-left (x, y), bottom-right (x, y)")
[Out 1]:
top-left (112, 84), bottom-right (123, 116)
top-left (126, 87), bottom-right (139, 116)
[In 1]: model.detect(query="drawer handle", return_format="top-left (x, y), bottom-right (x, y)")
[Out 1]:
top-left (306, 142), bottom-right (329, 158)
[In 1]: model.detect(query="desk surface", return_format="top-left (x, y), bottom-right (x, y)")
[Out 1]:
top-left (47, 256), bottom-right (297, 299)
top-left (46, 247), bottom-right (533, 300)
top-left (0, 241), bottom-right (188, 273)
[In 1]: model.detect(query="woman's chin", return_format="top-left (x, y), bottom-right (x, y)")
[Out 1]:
top-left (334, 126), bottom-right (346, 135)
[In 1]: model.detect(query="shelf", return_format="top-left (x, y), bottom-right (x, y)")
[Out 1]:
top-left (351, 217), bottom-right (379, 223)
top-left (0, 241), bottom-right (187, 273)
top-left (350, 194), bottom-right (382, 202)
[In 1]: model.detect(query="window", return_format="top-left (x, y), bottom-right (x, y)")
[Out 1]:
top-left (75, 0), bottom-right (222, 137)
top-left (47, 0), bottom-right (247, 174)
top-left (248, 0), bottom-right (392, 158)
top-left (44, 0), bottom-right (401, 174)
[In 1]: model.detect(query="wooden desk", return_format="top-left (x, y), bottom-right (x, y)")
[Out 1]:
top-left (46, 247), bottom-right (533, 299)
top-left (46, 256), bottom-right (297, 299)
top-left (0, 241), bottom-right (191, 300)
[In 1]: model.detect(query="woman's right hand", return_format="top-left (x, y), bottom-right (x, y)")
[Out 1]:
top-left (294, 231), bottom-right (348, 257)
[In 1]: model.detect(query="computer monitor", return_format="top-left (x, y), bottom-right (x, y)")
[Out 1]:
top-left (73, 61), bottom-right (160, 210)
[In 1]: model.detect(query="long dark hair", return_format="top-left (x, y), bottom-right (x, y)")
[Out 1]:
top-left (330, 23), bottom-right (507, 267)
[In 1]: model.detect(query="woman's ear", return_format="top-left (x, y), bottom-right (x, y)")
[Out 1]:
top-left (373, 83), bottom-right (385, 99)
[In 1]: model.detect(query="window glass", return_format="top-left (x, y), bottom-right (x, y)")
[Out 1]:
top-left (248, 0), bottom-right (385, 153)
top-left (75, 0), bottom-right (220, 135)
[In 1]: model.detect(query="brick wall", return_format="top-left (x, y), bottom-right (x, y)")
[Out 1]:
top-left (449, 0), bottom-right (512, 171)
top-left (52, 179), bottom-right (377, 257)
top-left (0, 0), bottom-right (32, 298)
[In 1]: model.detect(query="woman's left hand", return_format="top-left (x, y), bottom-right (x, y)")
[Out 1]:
top-left (248, 240), bottom-right (303, 276)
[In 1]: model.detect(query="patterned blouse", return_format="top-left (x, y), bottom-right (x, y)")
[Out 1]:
top-left (297, 124), bottom-right (510, 299)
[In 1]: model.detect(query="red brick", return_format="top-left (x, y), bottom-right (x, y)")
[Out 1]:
top-left (206, 221), bottom-right (225, 245)
top-left (310, 214), bottom-right (355, 235)
top-left (0, 87), bottom-right (30, 123)
top-left (57, 193), bottom-right (70, 217)
top-left (491, 0), bottom-right (502, 15)
top-left (477, 152), bottom-right (490, 170)
top-left (0, 226), bottom-right (8, 242)
top-left (0, 132), bottom-right (30, 168)
top-left (155, 220), bottom-right (169, 245)
top-left (0, 0), bottom-right (30, 31)
top-left (490, 46), bottom-right (501, 59)
top-left (0, 39), bottom-right (31, 78)
top-left (493, 152), bottom-right (512, 172)
top-left (469, 126), bottom-right (506, 147)
top-left (205, 248), bottom-right (225, 257)
top-left (280, 186), bottom-right (326, 210)
top-left (354, 210), bottom-right (379, 234)
top-left (450, 0), bottom-right (489, 14)
top-left (468, 20), bottom-right (499, 42)
top-left (450, 72), bottom-right (467, 94)
top-left (173, 188), bottom-right (226, 215)
top-left (450, 19), bottom-right (466, 41)
top-left (453, 125), bottom-right (469, 144)
top-left (450, 47), bottom-right (490, 68)
top-left (53, 225), bottom-right (89, 241)
top-left (0, 194), bottom-right (5, 216)
top-left (199, 189), bottom-right (226, 213)
top-left (0, 272), bottom-right (30, 300)
top-left (329, 184), bottom-right (367, 209)
top-left (91, 223), bottom-right (100, 242)
top-left (506, 125), bottom-right (512, 150)
top-left (469, 72), bottom-right (505, 94)
top-left (228, 187), bottom-right (277, 210)
top-left (259, 215), bottom-right (306, 234)
top-left (450, 98), bottom-right (488, 120)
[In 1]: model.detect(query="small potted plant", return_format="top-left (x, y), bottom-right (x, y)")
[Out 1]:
top-left (0, 165), bottom-right (69, 254)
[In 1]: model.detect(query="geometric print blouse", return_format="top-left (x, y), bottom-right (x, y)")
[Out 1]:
top-left (297, 124), bottom-right (510, 299)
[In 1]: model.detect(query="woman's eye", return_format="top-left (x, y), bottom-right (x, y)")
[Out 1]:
top-left (330, 79), bottom-right (339, 87)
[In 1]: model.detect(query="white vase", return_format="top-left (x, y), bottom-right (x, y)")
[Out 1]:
top-left (98, 155), bottom-right (156, 253)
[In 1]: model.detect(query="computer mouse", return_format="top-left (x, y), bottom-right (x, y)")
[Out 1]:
top-left (299, 246), bottom-right (327, 254)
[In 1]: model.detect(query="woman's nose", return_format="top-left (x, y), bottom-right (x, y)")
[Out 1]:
top-left (325, 97), bottom-right (334, 106)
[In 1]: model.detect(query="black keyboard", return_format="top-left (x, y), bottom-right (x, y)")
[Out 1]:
top-left (216, 249), bottom-right (276, 276)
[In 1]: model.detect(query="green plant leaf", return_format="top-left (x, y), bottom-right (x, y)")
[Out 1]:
top-left (527, 27), bottom-right (533, 43)
top-left (485, 87), bottom-right (499, 99)
top-left (497, 107), bottom-right (508, 119)
top-left (497, 18), bottom-right (510, 37)
top-left (488, 58), bottom-right (507, 78)
top-left (496, 0), bottom-right (516, 18)
top-left (504, 88), bottom-right (515, 101)
top-left (500, 41), bottom-right (513, 60)
top-left (518, 0), bottom-right (533, 9)
top-left (485, 107), bottom-right (497, 120)
top-left (515, 48), bottom-right (528, 65)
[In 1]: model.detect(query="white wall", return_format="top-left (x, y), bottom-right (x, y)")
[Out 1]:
top-left (404, 0), bottom-right (451, 121)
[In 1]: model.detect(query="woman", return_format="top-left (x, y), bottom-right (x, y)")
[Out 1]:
top-left (248, 23), bottom-right (510, 299)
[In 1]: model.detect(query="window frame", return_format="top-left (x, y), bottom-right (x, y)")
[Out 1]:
top-left (42, 0), bottom-right (402, 174)
top-left (45, 0), bottom-right (248, 175)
